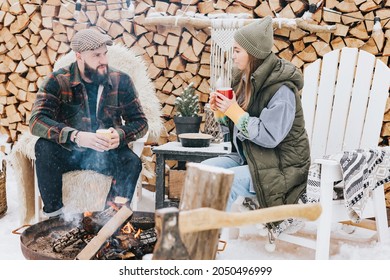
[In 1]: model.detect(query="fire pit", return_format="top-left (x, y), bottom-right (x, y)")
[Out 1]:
top-left (18, 210), bottom-right (155, 260)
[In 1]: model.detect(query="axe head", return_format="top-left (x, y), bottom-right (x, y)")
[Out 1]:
top-left (152, 207), bottom-right (191, 260)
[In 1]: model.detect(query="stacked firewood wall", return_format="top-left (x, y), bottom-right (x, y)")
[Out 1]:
top-left (0, 0), bottom-right (389, 193)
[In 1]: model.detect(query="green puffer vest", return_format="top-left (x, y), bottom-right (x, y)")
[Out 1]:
top-left (231, 53), bottom-right (311, 214)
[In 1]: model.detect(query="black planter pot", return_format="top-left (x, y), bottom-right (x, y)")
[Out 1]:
top-left (174, 116), bottom-right (202, 141)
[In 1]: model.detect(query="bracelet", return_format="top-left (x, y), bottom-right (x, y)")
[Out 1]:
top-left (73, 130), bottom-right (80, 147)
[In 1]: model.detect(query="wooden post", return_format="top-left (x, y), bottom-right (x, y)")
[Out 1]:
top-left (178, 162), bottom-right (234, 260)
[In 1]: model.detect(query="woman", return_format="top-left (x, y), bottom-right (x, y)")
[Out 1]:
top-left (204, 16), bottom-right (311, 231)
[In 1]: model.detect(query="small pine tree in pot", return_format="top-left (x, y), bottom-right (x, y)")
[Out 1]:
top-left (174, 82), bottom-right (202, 140)
top-left (175, 82), bottom-right (199, 117)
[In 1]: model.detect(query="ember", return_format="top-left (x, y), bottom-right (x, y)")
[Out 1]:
top-left (96, 228), bottom-right (157, 260)
top-left (52, 227), bottom-right (89, 253)
top-left (49, 208), bottom-right (156, 260)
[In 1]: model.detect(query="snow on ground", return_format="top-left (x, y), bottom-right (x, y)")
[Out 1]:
top-left (1, 160), bottom-right (390, 261)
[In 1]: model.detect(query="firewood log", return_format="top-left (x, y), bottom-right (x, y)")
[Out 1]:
top-left (254, 2), bottom-right (274, 18)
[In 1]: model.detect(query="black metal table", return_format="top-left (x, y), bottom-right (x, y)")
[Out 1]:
top-left (152, 142), bottom-right (230, 209)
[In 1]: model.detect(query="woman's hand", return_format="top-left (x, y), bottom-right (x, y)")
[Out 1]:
top-left (215, 91), bottom-right (237, 113)
top-left (209, 92), bottom-right (218, 111)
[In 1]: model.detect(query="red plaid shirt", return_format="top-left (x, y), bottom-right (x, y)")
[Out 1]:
top-left (29, 62), bottom-right (148, 150)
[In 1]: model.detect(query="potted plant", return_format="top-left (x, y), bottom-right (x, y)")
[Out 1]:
top-left (173, 82), bottom-right (202, 139)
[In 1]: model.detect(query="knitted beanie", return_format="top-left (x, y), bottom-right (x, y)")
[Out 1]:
top-left (234, 16), bottom-right (273, 59)
top-left (71, 29), bottom-right (113, 53)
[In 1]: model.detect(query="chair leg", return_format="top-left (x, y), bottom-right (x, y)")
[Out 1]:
top-left (315, 165), bottom-right (335, 260)
top-left (372, 185), bottom-right (390, 243)
top-left (131, 135), bottom-right (146, 211)
top-left (227, 196), bottom-right (246, 239)
top-left (130, 176), bottom-right (142, 211)
top-left (33, 161), bottom-right (42, 223)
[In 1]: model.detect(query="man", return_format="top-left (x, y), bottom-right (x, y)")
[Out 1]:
top-left (29, 29), bottom-right (148, 218)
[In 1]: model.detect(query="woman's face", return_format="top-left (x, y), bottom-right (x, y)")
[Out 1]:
top-left (233, 42), bottom-right (249, 71)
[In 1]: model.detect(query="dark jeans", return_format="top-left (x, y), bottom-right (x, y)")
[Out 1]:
top-left (35, 138), bottom-right (142, 214)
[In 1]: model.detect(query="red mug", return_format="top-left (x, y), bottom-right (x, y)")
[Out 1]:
top-left (216, 87), bottom-right (233, 99)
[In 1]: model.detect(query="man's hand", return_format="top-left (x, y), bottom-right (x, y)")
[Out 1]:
top-left (75, 128), bottom-right (120, 152)
top-left (106, 127), bottom-right (120, 150)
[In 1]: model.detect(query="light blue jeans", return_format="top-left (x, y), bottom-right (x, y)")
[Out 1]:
top-left (201, 156), bottom-right (255, 211)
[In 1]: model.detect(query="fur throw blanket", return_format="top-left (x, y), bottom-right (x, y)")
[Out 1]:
top-left (8, 44), bottom-right (162, 224)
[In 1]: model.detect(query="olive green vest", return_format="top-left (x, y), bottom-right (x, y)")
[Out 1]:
top-left (232, 53), bottom-right (311, 214)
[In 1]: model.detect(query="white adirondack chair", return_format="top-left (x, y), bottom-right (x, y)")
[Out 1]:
top-left (275, 47), bottom-right (390, 259)
top-left (228, 47), bottom-right (390, 259)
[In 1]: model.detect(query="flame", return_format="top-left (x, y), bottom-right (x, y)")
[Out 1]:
top-left (108, 202), bottom-right (120, 211)
top-left (121, 222), bottom-right (135, 234)
top-left (134, 228), bottom-right (142, 239)
top-left (84, 211), bottom-right (93, 217)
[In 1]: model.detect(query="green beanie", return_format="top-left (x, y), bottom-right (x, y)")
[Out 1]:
top-left (234, 16), bottom-right (273, 59)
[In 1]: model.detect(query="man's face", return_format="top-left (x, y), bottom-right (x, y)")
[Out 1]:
top-left (78, 45), bottom-right (109, 84)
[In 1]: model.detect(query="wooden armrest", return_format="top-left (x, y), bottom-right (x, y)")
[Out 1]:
top-left (314, 158), bottom-right (343, 182)
top-left (313, 158), bottom-right (339, 166)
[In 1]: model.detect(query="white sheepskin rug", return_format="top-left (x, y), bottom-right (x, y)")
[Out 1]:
top-left (7, 133), bottom-right (112, 223)
top-left (61, 170), bottom-right (111, 215)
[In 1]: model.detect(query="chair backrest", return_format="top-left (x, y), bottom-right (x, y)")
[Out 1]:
top-left (301, 47), bottom-right (390, 160)
top-left (53, 44), bottom-right (163, 141)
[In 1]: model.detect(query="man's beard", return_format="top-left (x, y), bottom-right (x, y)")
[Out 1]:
top-left (83, 61), bottom-right (108, 84)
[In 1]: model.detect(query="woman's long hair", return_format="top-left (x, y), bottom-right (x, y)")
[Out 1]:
top-left (235, 54), bottom-right (263, 110)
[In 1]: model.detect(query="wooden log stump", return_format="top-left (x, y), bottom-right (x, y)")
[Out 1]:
top-left (178, 162), bottom-right (234, 260)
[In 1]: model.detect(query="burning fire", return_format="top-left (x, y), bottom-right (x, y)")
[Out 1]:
top-left (84, 211), bottom-right (93, 217)
top-left (121, 222), bottom-right (135, 234)
top-left (52, 207), bottom-right (156, 260)
top-left (134, 229), bottom-right (142, 239)
top-left (121, 222), bottom-right (143, 239)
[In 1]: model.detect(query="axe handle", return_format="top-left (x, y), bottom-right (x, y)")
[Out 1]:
top-left (179, 203), bottom-right (321, 234)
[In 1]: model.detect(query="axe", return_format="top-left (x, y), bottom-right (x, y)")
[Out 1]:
top-left (152, 203), bottom-right (322, 260)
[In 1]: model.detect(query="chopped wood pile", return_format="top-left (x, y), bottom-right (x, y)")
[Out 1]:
top-left (0, 0), bottom-right (389, 188)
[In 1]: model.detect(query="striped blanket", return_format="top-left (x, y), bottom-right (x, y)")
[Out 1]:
top-left (307, 147), bottom-right (390, 223)
top-left (241, 147), bottom-right (390, 236)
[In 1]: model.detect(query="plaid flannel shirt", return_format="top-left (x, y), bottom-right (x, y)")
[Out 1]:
top-left (29, 62), bottom-right (148, 150)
